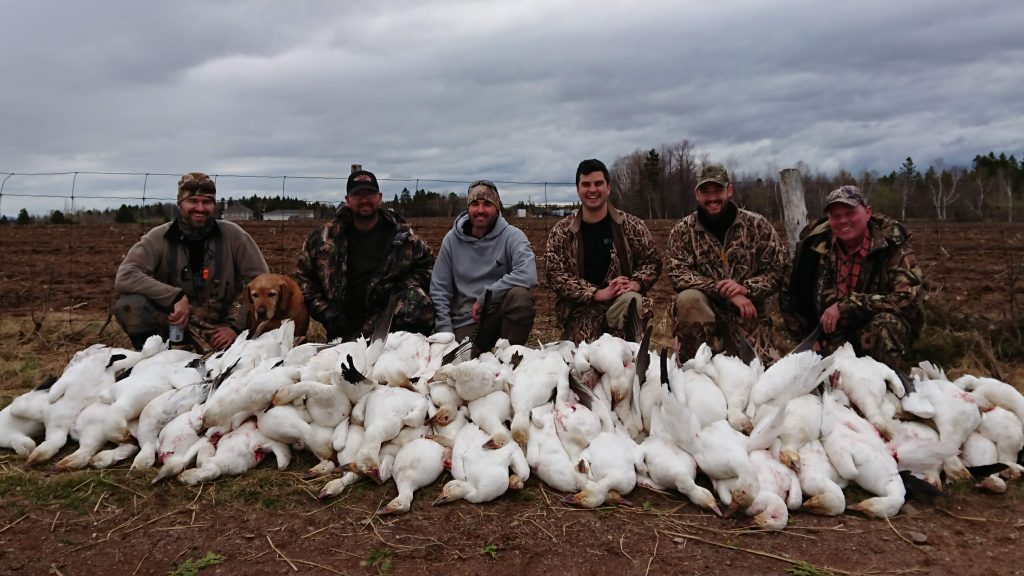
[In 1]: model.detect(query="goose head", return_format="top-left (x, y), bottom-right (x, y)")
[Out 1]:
top-left (434, 480), bottom-right (473, 505)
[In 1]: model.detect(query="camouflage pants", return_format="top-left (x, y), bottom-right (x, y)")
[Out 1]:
top-left (559, 291), bottom-right (654, 344)
top-left (453, 287), bottom-right (536, 350)
top-left (823, 312), bottom-right (913, 370)
top-left (335, 285), bottom-right (436, 341)
top-left (673, 289), bottom-right (775, 363)
top-left (113, 293), bottom-right (220, 352)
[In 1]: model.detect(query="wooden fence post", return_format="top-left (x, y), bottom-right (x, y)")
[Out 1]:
top-left (778, 168), bottom-right (808, 254)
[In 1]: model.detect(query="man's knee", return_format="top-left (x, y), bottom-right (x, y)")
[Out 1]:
top-left (499, 287), bottom-right (536, 324)
top-left (113, 294), bottom-right (162, 334)
top-left (859, 313), bottom-right (912, 367)
top-left (605, 291), bottom-right (643, 330)
top-left (675, 289), bottom-right (716, 324)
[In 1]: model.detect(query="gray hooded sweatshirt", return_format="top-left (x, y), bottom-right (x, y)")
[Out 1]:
top-left (429, 212), bottom-right (538, 333)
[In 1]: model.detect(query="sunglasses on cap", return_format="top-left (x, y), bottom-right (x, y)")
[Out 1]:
top-left (468, 180), bottom-right (497, 192)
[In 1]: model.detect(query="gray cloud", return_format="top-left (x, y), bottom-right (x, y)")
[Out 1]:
top-left (1, 0), bottom-right (1022, 214)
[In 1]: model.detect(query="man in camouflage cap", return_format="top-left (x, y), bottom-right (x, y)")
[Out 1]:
top-left (114, 172), bottom-right (269, 351)
top-left (430, 180), bottom-right (537, 352)
top-left (780, 185), bottom-right (924, 369)
top-left (665, 163), bottom-right (787, 362)
top-left (296, 169), bottom-right (435, 340)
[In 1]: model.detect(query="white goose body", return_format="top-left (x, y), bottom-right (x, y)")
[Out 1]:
top-left (257, 404), bottom-right (334, 460)
top-left (53, 401), bottom-right (122, 471)
top-left (132, 382), bottom-right (210, 470)
top-left (525, 404), bottom-right (586, 493)
top-left (669, 362), bottom-right (727, 429)
top-left (318, 424), bottom-right (365, 498)
top-left (0, 389), bottom-right (48, 456)
top-left (820, 391), bottom-right (904, 518)
top-left (369, 331), bottom-right (430, 391)
top-left (817, 344), bottom-right (904, 438)
top-left (435, 422), bottom-right (530, 504)
top-left (747, 450), bottom-right (802, 530)
top-left (433, 357), bottom-right (510, 403)
top-left (694, 345), bottom-right (761, 433)
top-left (566, 428), bottom-right (641, 508)
top-left (178, 421), bottom-right (291, 485)
top-left (272, 380), bottom-right (352, 428)
top-left (202, 361), bottom-right (299, 431)
top-left (378, 437), bottom-right (449, 515)
top-left (509, 350), bottom-right (569, 447)
top-left (773, 393), bottom-right (823, 469)
top-left (468, 390), bottom-right (512, 447)
top-left (352, 386), bottom-right (430, 479)
top-left (797, 440), bottom-right (847, 516)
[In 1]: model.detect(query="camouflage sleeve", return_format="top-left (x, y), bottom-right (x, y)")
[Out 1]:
top-left (294, 226), bottom-right (339, 325)
top-left (742, 217), bottom-right (787, 304)
top-left (402, 232), bottom-right (435, 290)
top-left (839, 238), bottom-right (923, 320)
top-left (665, 220), bottom-right (718, 297)
top-left (544, 218), bottom-right (596, 305)
top-left (623, 215), bottom-right (662, 292)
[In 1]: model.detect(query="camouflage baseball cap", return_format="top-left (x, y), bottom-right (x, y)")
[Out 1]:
top-left (824, 185), bottom-right (868, 211)
top-left (467, 180), bottom-right (501, 208)
top-left (695, 164), bottom-right (730, 191)
top-left (177, 172), bottom-right (216, 203)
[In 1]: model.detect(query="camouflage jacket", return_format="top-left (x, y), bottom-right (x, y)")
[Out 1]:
top-left (295, 207), bottom-right (435, 338)
top-left (780, 212), bottom-right (924, 339)
top-left (544, 205), bottom-right (662, 340)
top-left (114, 219), bottom-right (269, 332)
top-left (665, 204), bottom-right (787, 315)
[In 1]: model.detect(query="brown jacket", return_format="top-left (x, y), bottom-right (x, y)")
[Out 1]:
top-left (114, 220), bottom-right (269, 331)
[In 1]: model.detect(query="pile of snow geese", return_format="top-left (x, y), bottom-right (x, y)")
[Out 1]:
top-left (2, 320), bottom-right (1022, 530)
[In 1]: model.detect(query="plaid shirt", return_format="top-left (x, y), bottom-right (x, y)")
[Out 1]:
top-left (834, 234), bottom-right (871, 297)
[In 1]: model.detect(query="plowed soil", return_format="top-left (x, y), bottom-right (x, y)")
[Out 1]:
top-left (1, 217), bottom-right (1023, 575)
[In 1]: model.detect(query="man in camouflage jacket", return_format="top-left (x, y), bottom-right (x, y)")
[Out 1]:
top-left (780, 185), bottom-right (924, 369)
top-left (296, 170), bottom-right (435, 341)
top-left (545, 159), bottom-right (662, 344)
top-left (666, 164), bottom-right (787, 361)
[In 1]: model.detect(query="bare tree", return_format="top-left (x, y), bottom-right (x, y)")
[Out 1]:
top-left (925, 161), bottom-right (963, 220)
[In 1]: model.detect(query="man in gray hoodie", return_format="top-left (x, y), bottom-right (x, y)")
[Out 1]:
top-left (430, 180), bottom-right (537, 351)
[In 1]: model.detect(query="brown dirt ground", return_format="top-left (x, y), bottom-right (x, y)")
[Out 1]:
top-left (1, 218), bottom-right (1023, 575)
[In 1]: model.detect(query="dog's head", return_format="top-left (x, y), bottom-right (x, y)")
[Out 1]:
top-left (246, 274), bottom-right (291, 322)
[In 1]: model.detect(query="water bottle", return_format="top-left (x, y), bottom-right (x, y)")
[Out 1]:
top-left (168, 324), bottom-right (184, 343)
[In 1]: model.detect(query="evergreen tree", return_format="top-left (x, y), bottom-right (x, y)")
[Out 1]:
top-left (114, 204), bottom-right (136, 223)
top-left (16, 208), bottom-right (31, 225)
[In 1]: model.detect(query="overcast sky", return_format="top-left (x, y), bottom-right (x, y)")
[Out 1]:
top-left (1, 0), bottom-right (1022, 216)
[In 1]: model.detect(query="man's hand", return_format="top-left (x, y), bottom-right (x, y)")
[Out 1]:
top-left (728, 294), bottom-right (758, 320)
top-left (208, 326), bottom-right (238, 350)
top-left (594, 276), bottom-right (640, 303)
top-left (819, 303), bottom-right (841, 334)
top-left (715, 279), bottom-right (748, 298)
top-left (471, 300), bottom-right (482, 321)
top-left (168, 295), bottom-right (190, 326)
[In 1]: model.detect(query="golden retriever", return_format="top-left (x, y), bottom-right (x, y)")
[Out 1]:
top-left (245, 273), bottom-right (309, 338)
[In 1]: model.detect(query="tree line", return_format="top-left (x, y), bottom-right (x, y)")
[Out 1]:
top-left (5, 150), bottom-right (1020, 225)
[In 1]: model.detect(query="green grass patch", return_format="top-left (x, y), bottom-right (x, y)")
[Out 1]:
top-left (168, 551), bottom-right (225, 576)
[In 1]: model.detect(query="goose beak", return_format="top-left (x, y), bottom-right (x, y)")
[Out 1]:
top-left (606, 491), bottom-right (634, 507)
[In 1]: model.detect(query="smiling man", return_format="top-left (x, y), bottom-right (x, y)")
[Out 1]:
top-left (665, 163), bottom-right (787, 361)
top-left (781, 185), bottom-right (924, 369)
top-left (545, 159), bottom-right (662, 344)
top-left (430, 180), bottom-right (537, 351)
top-left (114, 172), bottom-right (269, 351)
top-left (296, 169), bottom-right (435, 341)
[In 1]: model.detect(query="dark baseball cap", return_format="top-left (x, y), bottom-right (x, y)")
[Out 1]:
top-left (695, 164), bottom-right (730, 191)
top-left (824, 185), bottom-right (868, 211)
top-left (347, 170), bottom-right (380, 195)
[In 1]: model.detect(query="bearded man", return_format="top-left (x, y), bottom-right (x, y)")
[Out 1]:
top-left (114, 172), bottom-right (269, 351)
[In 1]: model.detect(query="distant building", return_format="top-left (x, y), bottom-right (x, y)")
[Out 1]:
top-left (222, 202), bottom-right (254, 221)
top-left (263, 209), bottom-right (315, 221)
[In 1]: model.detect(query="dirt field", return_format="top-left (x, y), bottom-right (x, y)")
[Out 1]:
top-left (1, 217), bottom-right (1023, 575)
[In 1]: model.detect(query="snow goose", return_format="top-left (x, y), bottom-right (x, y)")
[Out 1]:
top-left (100, 353), bottom-right (202, 444)
top-left (0, 388), bottom-right (48, 456)
top-left (564, 427), bottom-right (642, 508)
top-left (525, 404), bottom-right (586, 494)
top-left (27, 345), bottom-right (119, 466)
top-left (434, 423), bottom-right (530, 505)
top-left (202, 360), bottom-right (300, 431)
top-left (693, 344), bottom-right (761, 433)
top-left (956, 375), bottom-right (1024, 426)
top-left (820, 389), bottom-right (905, 518)
top-left (574, 333), bottom-right (637, 409)
top-left (91, 442), bottom-right (140, 469)
top-left (131, 380), bottom-right (211, 470)
top-left (909, 376), bottom-right (982, 482)
top-left (815, 343), bottom-right (905, 439)
top-left (378, 437), bottom-right (450, 515)
top-left (973, 406), bottom-right (1024, 480)
top-left (369, 331), bottom-right (430, 391)
top-left (272, 380), bottom-right (352, 429)
top-left (427, 381), bottom-right (462, 428)
top-left (637, 434), bottom-right (719, 514)
top-left (432, 356), bottom-right (511, 403)
top-left (151, 408), bottom-right (214, 483)
top-left (178, 420), bottom-right (291, 485)
top-left (552, 397), bottom-right (602, 462)
top-left (352, 386), bottom-right (430, 481)
top-left (509, 349), bottom-right (570, 447)
top-left (747, 450), bottom-right (802, 530)
top-left (467, 390), bottom-right (512, 447)
top-left (318, 424), bottom-right (366, 498)
top-left (961, 431), bottom-right (1009, 492)
top-left (52, 401), bottom-right (126, 472)
top-left (772, 393), bottom-right (823, 470)
top-left (257, 404), bottom-right (334, 460)
top-left (668, 357), bottom-right (727, 429)
top-left (796, 440), bottom-right (847, 516)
